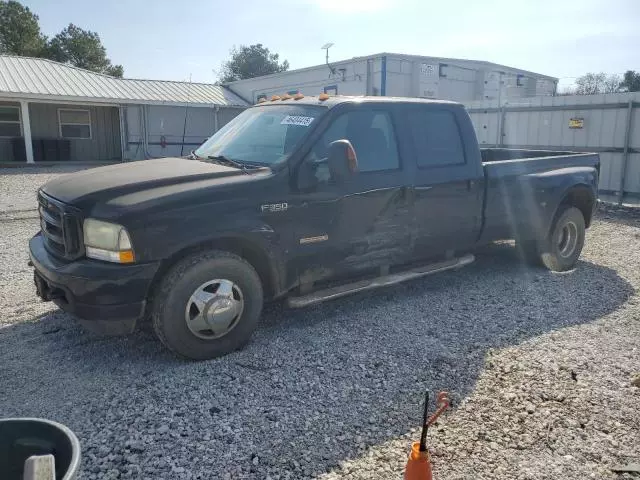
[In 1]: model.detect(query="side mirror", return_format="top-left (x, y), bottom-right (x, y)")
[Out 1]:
top-left (328, 140), bottom-right (358, 183)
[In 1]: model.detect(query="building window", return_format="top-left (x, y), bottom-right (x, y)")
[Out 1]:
top-left (323, 85), bottom-right (338, 95)
top-left (58, 109), bottom-right (91, 139)
top-left (0, 106), bottom-right (21, 137)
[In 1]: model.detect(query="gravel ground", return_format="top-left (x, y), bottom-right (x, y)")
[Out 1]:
top-left (0, 165), bottom-right (92, 213)
top-left (1, 167), bottom-right (639, 479)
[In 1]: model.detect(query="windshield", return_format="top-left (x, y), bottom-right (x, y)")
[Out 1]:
top-left (194, 105), bottom-right (326, 165)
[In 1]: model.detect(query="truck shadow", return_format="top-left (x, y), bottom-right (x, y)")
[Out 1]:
top-left (0, 243), bottom-right (634, 479)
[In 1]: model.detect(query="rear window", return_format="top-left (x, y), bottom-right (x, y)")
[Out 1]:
top-left (407, 109), bottom-right (465, 167)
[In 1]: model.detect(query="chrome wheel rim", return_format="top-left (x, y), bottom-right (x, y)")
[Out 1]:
top-left (185, 279), bottom-right (244, 340)
top-left (557, 221), bottom-right (578, 258)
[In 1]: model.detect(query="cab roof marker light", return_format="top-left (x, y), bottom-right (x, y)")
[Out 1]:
top-left (281, 94), bottom-right (292, 100)
top-left (294, 93), bottom-right (304, 100)
top-left (271, 95), bottom-right (281, 101)
top-left (319, 93), bottom-right (330, 101)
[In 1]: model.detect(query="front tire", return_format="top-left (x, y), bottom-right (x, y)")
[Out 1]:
top-left (540, 206), bottom-right (586, 272)
top-left (152, 250), bottom-right (263, 360)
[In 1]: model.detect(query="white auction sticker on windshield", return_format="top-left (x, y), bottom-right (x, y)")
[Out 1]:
top-left (281, 115), bottom-right (315, 127)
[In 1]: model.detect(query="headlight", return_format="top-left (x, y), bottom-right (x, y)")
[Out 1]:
top-left (83, 219), bottom-right (135, 264)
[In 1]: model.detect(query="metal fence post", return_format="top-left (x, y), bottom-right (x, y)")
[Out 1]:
top-left (494, 109), bottom-right (500, 147)
top-left (618, 100), bottom-right (634, 205)
top-left (499, 105), bottom-right (507, 147)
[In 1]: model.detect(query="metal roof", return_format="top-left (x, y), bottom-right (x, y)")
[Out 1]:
top-left (0, 55), bottom-right (249, 107)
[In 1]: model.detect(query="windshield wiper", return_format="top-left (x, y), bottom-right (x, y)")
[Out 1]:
top-left (206, 155), bottom-right (261, 174)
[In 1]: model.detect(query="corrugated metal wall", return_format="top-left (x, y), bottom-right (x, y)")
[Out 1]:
top-left (0, 101), bottom-right (121, 162)
top-left (29, 103), bottom-right (121, 161)
top-left (124, 105), bottom-right (245, 160)
top-left (466, 92), bottom-right (640, 203)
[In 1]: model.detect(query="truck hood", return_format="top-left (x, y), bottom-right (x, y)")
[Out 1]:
top-left (41, 157), bottom-right (254, 208)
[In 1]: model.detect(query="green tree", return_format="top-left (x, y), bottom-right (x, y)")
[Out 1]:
top-left (620, 70), bottom-right (640, 92)
top-left (104, 64), bottom-right (123, 78)
top-left (46, 23), bottom-right (123, 77)
top-left (0, 0), bottom-right (46, 56)
top-left (574, 72), bottom-right (621, 95)
top-left (219, 44), bottom-right (289, 83)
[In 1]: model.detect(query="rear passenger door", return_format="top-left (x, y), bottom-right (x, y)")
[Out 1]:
top-left (401, 105), bottom-right (484, 258)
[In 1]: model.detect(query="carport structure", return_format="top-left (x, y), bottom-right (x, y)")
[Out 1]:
top-left (0, 55), bottom-right (249, 164)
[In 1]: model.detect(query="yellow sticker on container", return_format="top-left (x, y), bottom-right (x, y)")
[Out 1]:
top-left (569, 118), bottom-right (584, 129)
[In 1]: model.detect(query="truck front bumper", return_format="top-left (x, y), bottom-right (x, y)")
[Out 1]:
top-left (29, 233), bottom-right (160, 330)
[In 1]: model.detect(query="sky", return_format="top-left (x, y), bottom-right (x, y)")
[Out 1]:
top-left (22, 0), bottom-right (640, 90)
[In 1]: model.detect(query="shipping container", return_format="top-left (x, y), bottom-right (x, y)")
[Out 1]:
top-left (225, 53), bottom-right (558, 104)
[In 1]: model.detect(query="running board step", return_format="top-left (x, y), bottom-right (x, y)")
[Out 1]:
top-left (287, 254), bottom-right (475, 309)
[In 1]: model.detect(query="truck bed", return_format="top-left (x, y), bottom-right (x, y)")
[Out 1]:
top-left (478, 148), bottom-right (600, 244)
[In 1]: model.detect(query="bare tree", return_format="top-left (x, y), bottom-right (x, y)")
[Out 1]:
top-left (574, 72), bottom-right (621, 95)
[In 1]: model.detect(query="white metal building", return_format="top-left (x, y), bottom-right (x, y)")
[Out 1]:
top-left (0, 55), bottom-right (249, 163)
top-left (225, 52), bottom-right (558, 104)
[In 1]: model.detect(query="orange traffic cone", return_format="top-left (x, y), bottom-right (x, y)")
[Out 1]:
top-left (404, 391), bottom-right (450, 480)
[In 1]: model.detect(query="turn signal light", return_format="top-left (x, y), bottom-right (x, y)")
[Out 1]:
top-left (119, 250), bottom-right (135, 264)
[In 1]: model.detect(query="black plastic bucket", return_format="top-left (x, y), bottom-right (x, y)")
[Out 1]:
top-left (0, 418), bottom-right (81, 480)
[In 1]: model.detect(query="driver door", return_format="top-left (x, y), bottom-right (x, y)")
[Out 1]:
top-left (289, 104), bottom-right (413, 287)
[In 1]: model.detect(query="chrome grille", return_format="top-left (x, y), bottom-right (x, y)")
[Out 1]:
top-left (38, 191), bottom-right (82, 259)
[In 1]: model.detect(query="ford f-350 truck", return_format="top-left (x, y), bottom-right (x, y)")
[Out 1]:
top-left (29, 95), bottom-right (599, 359)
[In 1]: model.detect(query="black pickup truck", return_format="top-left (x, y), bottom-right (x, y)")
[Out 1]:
top-left (29, 95), bottom-right (599, 359)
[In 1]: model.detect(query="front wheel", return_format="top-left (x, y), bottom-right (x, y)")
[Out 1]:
top-left (152, 250), bottom-right (263, 360)
top-left (540, 205), bottom-right (586, 272)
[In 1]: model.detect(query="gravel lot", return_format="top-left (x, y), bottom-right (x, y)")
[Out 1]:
top-left (0, 165), bottom-right (92, 213)
top-left (1, 167), bottom-right (639, 480)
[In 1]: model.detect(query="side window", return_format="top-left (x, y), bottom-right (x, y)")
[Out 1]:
top-left (58, 109), bottom-right (91, 139)
top-left (305, 109), bottom-right (400, 183)
top-left (407, 109), bottom-right (465, 167)
top-left (0, 106), bottom-right (21, 137)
